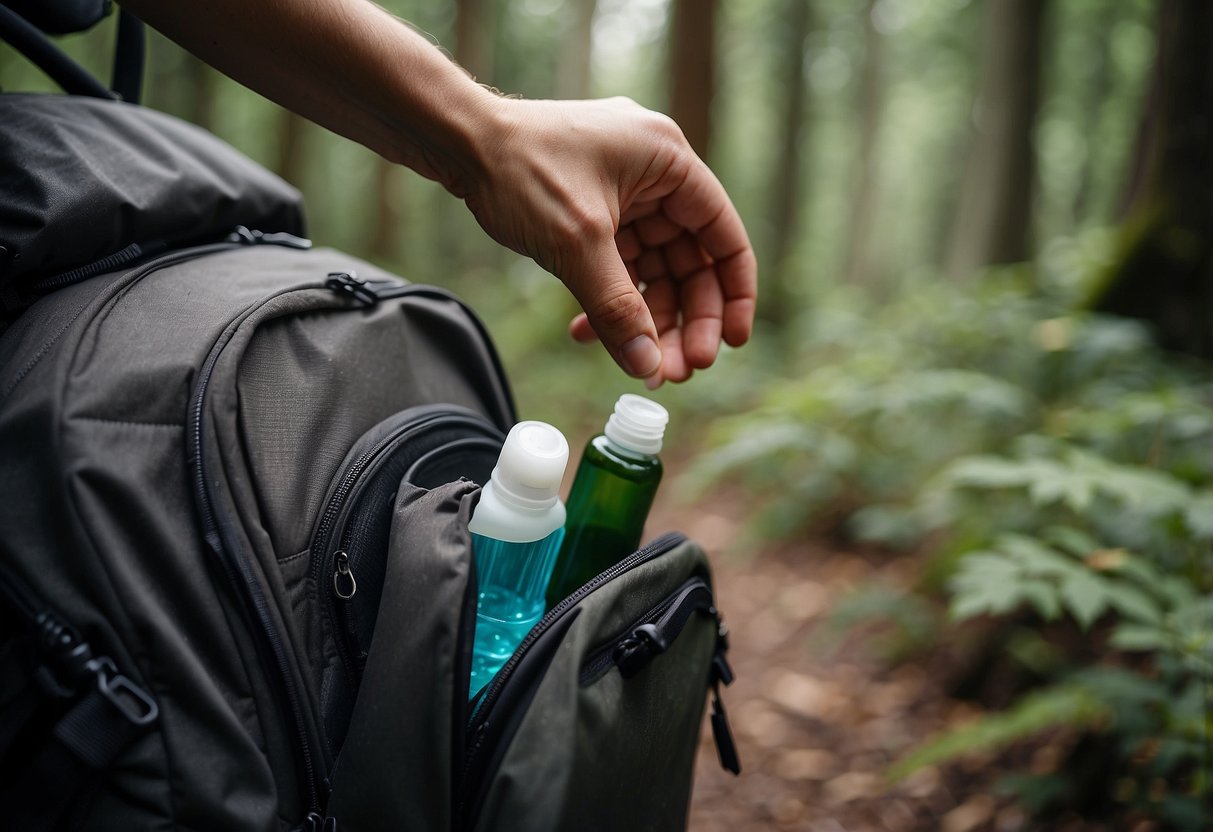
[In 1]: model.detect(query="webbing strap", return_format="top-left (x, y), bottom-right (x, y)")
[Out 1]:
top-left (0, 5), bottom-right (116, 99)
top-left (110, 8), bottom-right (144, 103)
top-left (6, 684), bottom-right (150, 831)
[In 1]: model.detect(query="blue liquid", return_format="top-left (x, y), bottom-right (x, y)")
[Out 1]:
top-left (469, 528), bottom-right (565, 697)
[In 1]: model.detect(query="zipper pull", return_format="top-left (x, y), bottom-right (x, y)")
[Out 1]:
top-left (325, 271), bottom-right (380, 307)
top-left (333, 551), bottom-right (358, 600)
top-left (710, 681), bottom-right (741, 775)
top-left (34, 612), bottom-right (159, 726)
top-left (227, 225), bottom-right (312, 249)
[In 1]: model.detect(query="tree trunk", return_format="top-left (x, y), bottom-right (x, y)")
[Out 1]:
top-left (181, 53), bottom-right (216, 133)
top-left (275, 108), bottom-right (309, 190)
top-left (1091, 0), bottom-right (1213, 358)
top-left (842, 0), bottom-right (885, 286)
top-left (760, 0), bottom-right (811, 327)
top-left (555, 0), bottom-right (598, 100)
top-left (945, 0), bottom-right (1046, 280)
top-left (667, 0), bottom-right (718, 159)
top-left (453, 0), bottom-right (495, 84)
top-left (367, 156), bottom-right (404, 263)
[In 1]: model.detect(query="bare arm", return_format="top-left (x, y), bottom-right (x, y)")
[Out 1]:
top-left (120, 0), bottom-right (757, 385)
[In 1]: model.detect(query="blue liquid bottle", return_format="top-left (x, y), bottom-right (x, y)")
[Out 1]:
top-left (468, 421), bottom-right (568, 697)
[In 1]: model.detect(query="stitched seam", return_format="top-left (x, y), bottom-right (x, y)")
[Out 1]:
top-left (73, 417), bottom-right (183, 429)
top-left (1, 300), bottom-right (90, 401)
top-left (279, 548), bottom-right (311, 565)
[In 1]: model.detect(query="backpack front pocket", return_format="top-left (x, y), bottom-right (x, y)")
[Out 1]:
top-left (308, 406), bottom-right (504, 758)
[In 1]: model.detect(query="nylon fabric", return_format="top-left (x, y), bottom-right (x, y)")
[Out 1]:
top-left (470, 539), bottom-right (714, 832)
top-left (0, 94), bottom-right (304, 301)
top-left (326, 480), bottom-right (478, 831)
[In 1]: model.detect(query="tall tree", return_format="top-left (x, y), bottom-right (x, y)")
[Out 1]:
top-left (275, 108), bottom-right (309, 190)
top-left (761, 0), bottom-right (812, 326)
top-left (181, 53), bottom-right (216, 132)
top-left (367, 156), bottom-right (404, 263)
top-left (1091, 0), bottom-right (1213, 358)
top-left (842, 0), bottom-right (885, 286)
top-left (453, 0), bottom-right (495, 84)
top-left (945, 0), bottom-right (1046, 280)
top-left (667, 0), bottom-right (719, 159)
top-left (555, 0), bottom-right (598, 100)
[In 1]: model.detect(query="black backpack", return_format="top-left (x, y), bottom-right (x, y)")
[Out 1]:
top-left (0, 10), bottom-right (738, 832)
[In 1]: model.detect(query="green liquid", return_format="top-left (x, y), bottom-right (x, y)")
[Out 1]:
top-left (545, 435), bottom-right (662, 607)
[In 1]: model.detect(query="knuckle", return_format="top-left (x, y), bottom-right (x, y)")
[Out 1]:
top-left (591, 289), bottom-right (644, 332)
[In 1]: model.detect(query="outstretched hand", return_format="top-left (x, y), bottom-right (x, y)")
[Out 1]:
top-left (459, 97), bottom-right (757, 387)
top-left (117, 0), bottom-right (756, 385)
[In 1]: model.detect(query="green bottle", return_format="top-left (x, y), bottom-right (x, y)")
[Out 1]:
top-left (545, 394), bottom-right (668, 607)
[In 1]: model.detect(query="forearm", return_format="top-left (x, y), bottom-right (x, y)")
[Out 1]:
top-left (119, 0), bottom-right (504, 194)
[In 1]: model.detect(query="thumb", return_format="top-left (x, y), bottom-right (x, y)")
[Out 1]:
top-left (560, 239), bottom-right (662, 379)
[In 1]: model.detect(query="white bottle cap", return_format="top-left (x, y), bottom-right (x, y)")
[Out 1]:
top-left (603, 394), bottom-right (668, 456)
top-left (489, 420), bottom-right (569, 510)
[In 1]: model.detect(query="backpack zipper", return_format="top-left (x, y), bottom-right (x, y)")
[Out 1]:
top-left (456, 532), bottom-right (687, 825)
top-left (0, 572), bottom-right (159, 727)
top-left (191, 275), bottom-right (512, 817)
top-left (310, 407), bottom-right (497, 693)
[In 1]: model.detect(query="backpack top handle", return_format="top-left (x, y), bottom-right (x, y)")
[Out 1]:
top-left (0, 4), bottom-right (145, 103)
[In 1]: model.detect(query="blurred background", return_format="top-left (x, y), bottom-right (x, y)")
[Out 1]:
top-left (4, 0), bottom-right (1210, 828)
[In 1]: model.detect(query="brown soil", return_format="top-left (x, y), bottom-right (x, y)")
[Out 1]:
top-left (647, 490), bottom-right (1130, 832)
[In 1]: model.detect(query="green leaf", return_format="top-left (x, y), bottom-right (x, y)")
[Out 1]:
top-left (1017, 579), bottom-right (1063, 621)
top-left (889, 685), bottom-right (1107, 782)
top-left (1109, 623), bottom-right (1171, 652)
top-left (1041, 525), bottom-right (1098, 558)
top-left (999, 534), bottom-right (1080, 579)
top-left (1103, 583), bottom-right (1164, 625)
top-left (1184, 491), bottom-right (1213, 538)
top-left (1059, 569), bottom-right (1110, 630)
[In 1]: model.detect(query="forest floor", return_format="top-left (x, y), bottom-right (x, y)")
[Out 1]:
top-left (649, 484), bottom-right (1138, 832)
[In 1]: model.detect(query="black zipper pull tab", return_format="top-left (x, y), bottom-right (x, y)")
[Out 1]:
top-left (325, 271), bottom-right (380, 307)
top-left (710, 681), bottom-right (741, 775)
top-left (227, 226), bottom-right (312, 249)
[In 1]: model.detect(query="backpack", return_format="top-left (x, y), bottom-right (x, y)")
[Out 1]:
top-left (0, 10), bottom-right (738, 832)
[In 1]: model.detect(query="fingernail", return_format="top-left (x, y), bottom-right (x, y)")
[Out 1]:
top-left (620, 336), bottom-right (662, 378)
top-left (644, 374), bottom-right (662, 391)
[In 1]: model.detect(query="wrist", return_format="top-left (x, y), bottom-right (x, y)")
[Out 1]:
top-left (375, 41), bottom-right (513, 197)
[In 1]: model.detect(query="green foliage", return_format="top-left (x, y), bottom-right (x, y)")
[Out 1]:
top-left (696, 263), bottom-right (1213, 823)
top-left (888, 683), bottom-right (1107, 783)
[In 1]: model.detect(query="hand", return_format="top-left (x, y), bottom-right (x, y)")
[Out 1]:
top-left (459, 97), bottom-right (757, 387)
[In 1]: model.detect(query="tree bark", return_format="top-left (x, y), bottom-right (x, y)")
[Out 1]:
top-left (667, 0), bottom-right (718, 159)
top-left (453, 0), bottom-right (495, 84)
top-left (843, 0), bottom-right (885, 286)
top-left (1091, 0), bottom-right (1213, 358)
top-left (367, 156), bottom-right (404, 263)
top-left (181, 53), bottom-right (216, 133)
top-left (760, 0), bottom-right (811, 327)
top-left (945, 0), bottom-right (1046, 280)
top-left (275, 108), bottom-right (309, 190)
top-left (555, 0), bottom-right (598, 100)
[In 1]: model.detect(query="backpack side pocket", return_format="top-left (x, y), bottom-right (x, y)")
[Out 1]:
top-left (325, 479), bottom-right (480, 831)
top-left (462, 537), bottom-right (730, 832)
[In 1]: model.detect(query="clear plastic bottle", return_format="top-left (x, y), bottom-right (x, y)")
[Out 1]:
top-left (545, 394), bottom-right (667, 608)
top-left (468, 421), bottom-right (569, 697)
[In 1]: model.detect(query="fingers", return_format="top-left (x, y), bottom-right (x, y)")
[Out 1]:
top-left (659, 159), bottom-right (757, 348)
top-left (560, 236), bottom-right (663, 380)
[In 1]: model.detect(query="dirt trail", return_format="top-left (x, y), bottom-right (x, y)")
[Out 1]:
top-left (647, 492), bottom-right (1042, 832)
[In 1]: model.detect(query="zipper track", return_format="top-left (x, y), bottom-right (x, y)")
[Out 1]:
top-left (456, 531), bottom-right (687, 822)
top-left (309, 409), bottom-right (470, 691)
top-left (576, 577), bottom-right (712, 685)
top-left (467, 531), bottom-right (686, 729)
top-left (191, 278), bottom-right (510, 817)
top-left (189, 283), bottom-right (331, 814)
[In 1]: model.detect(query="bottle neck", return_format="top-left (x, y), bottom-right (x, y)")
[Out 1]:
top-left (599, 432), bottom-right (658, 462)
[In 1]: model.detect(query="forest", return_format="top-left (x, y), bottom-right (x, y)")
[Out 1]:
top-left (2, 0), bottom-right (1210, 829)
